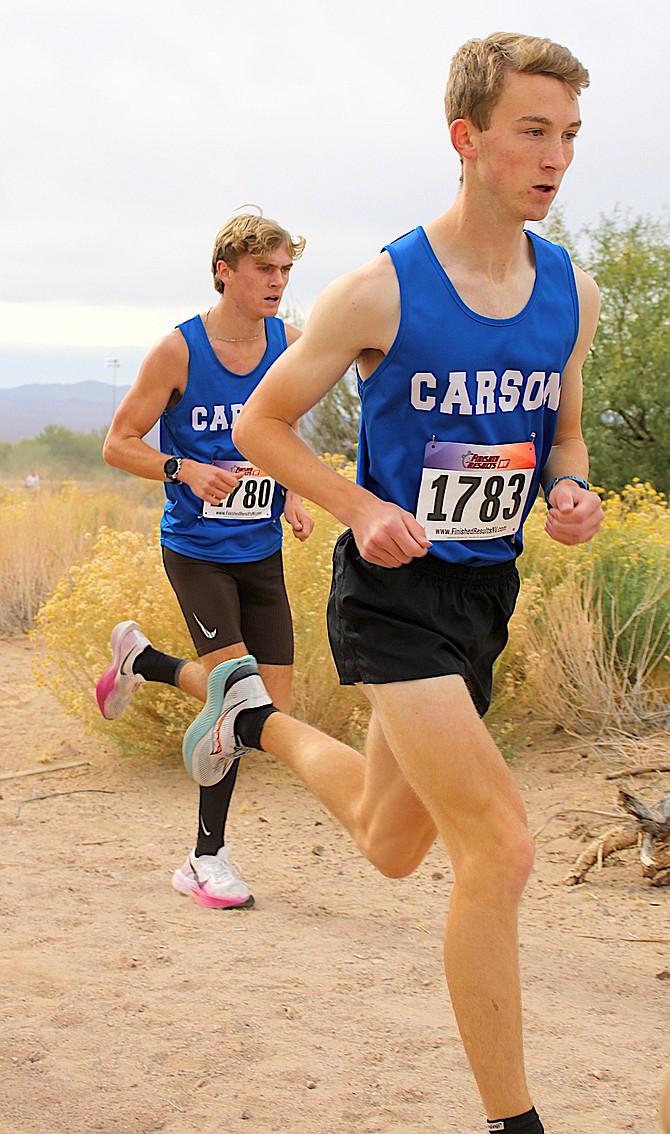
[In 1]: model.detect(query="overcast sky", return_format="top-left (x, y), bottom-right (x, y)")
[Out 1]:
top-left (1, 0), bottom-right (668, 388)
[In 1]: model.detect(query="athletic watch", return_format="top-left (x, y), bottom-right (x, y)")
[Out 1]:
top-left (163, 456), bottom-right (183, 484)
top-left (544, 474), bottom-right (589, 508)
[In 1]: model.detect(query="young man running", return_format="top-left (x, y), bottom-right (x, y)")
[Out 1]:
top-left (183, 34), bottom-right (604, 1133)
top-left (97, 211), bottom-right (314, 911)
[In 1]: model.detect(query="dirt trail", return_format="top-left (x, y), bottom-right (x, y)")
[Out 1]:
top-left (1, 634), bottom-right (668, 1133)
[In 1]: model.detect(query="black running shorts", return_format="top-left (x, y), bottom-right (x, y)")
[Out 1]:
top-left (162, 546), bottom-right (294, 664)
top-left (326, 529), bottom-right (520, 716)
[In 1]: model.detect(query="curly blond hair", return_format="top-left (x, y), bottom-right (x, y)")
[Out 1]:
top-left (211, 208), bottom-right (306, 294)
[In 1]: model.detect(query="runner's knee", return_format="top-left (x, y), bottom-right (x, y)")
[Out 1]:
top-left (459, 823), bottom-right (535, 904)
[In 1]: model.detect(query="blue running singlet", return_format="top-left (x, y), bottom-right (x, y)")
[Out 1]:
top-left (356, 226), bottom-right (579, 565)
top-left (160, 314), bottom-right (288, 563)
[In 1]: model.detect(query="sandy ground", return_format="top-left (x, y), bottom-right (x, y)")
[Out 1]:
top-left (1, 633), bottom-right (669, 1134)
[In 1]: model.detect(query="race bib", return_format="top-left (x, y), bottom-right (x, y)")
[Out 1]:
top-left (202, 460), bottom-right (276, 521)
top-left (415, 440), bottom-right (536, 540)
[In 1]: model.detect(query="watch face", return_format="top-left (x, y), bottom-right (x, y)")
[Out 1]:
top-left (164, 457), bottom-right (179, 480)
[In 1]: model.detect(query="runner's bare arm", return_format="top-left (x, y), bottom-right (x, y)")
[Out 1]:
top-left (102, 331), bottom-right (240, 502)
top-left (542, 267), bottom-right (604, 545)
top-left (234, 260), bottom-right (431, 567)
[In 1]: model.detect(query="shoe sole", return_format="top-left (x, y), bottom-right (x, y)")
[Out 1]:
top-left (182, 655), bottom-right (257, 784)
top-left (191, 889), bottom-right (255, 910)
top-left (171, 870), bottom-right (254, 910)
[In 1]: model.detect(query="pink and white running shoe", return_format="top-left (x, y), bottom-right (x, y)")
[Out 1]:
top-left (95, 620), bottom-right (150, 720)
top-left (171, 846), bottom-right (254, 909)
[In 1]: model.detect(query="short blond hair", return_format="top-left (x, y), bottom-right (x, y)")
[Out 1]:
top-left (444, 32), bottom-right (590, 130)
top-left (211, 209), bottom-right (306, 294)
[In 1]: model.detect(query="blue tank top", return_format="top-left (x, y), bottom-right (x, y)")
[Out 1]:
top-left (160, 314), bottom-right (288, 563)
top-left (357, 227), bottom-right (579, 565)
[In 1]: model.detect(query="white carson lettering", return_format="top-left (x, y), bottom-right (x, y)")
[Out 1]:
top-left (191, 403), bottom-right (245, 432)
top-left (410, 370), bottom-right (561, 415)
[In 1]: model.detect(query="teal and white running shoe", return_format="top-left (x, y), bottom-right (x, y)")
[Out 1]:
top-left (182, 655), bottom-right (272, 787)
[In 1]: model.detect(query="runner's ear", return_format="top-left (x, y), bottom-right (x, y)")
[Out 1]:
top-left (449, 117), bottom-right (479, 163)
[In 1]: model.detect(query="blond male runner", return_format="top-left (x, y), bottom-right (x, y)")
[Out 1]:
top-left (183, 36), bottom-right (604, 1133)
top-left (98, 212), bottom-right (313, 909)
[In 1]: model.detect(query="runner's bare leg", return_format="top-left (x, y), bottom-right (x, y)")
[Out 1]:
top-left (258, 673), bottom-right (535, 1119)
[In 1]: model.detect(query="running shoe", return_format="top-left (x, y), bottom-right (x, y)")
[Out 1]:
top-left (171, 845), bottom-right (254, 909)
top-left (182, 655), bottom-right (272, 787)
top-left (95, 620), bottom-right (150, 720)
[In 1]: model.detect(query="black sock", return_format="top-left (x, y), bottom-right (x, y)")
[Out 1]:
top-left (235, 704), bottom-right (278, 750)
top-left (487, 1108), bottom-right (544, 1134)
top-left (132, 646), bottom-right (186, 688)
top-left (195, 761), bottom-right (239, 857)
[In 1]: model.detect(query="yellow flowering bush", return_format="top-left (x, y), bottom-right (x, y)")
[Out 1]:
top-left (498, 481), bottom-right (670, 735)
top-left (33, 458), bottom-right (369, 762)
top-left (26, 471), bottom-right (670, 760)
top-left (0, 481), bottom-right (161, 635)
top-left (33, 526), bottom-right (196, 761)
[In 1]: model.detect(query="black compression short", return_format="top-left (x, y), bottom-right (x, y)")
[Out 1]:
top-left (162, 546), bottom-right (294, 664)
top-left (326, 528), bottom-right (519, 716)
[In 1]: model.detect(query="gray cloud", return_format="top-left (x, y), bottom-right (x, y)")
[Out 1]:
top-left (2, 0), bottom-right (668, 384)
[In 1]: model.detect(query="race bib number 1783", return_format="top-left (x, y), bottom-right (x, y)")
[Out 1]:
top-left (415, 440), bottom-right (536, 541)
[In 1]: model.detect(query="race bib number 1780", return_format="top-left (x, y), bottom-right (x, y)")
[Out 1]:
top-left (415, 440), bottom-right (536, 541)
top-left (202, 460), bottom-right (276, 521)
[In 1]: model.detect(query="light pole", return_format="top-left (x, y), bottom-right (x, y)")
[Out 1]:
top-left (106, 357), bottom-right (120, 418)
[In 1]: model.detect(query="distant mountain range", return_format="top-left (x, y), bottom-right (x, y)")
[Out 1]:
top-left (0, 381), bottom-right (132, 442)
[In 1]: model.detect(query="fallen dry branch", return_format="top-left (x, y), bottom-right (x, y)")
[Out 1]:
top-left (606, 763), bottom-right (670, 780)
top-left (564, 828), bottom-right (640, 885)
top-left (15, 788), bottom-right (115, 817)
top-left (564, 786), bottom-right (670, 886)
top-left (533, 807), bottom-right (621, 840)
top-left (0, 759), bottom-right (91, 781)
top-left (576, 934), bottom-right (670, 943)
top-left (619, 786), bottom-right (670, 885)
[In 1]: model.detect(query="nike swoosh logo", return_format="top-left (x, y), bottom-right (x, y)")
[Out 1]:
top-left (120, 649), bottom-right (135, 675)
top-left (200, 816), bottom-right (212, 837)
top-left (193, 613), bottom-right (217, 639)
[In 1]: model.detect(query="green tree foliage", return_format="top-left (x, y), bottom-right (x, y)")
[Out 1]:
top-left (542, 209), bottom-right (670, 494)
top-left (279, 301), bottom-right (360, 460)
top-left (581, 212), bottom-right (670, 494)
top-left (35, 425), bottom-right (107, 476)
top-left (301, 366), bottom-right (360, 460)
top-left (0, 426), bottom-right (109, 480)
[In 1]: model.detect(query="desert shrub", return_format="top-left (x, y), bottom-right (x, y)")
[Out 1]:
top-left (33, 526), bottom-right (197, 761)
top-left (33, 459), bottom-right (369, 761)
top-left (0, 481), bottom-right (162, 635)
top-left (29, 471), bottom-right (670, 759)
top-left (496, 481), bottom-right (670, 737)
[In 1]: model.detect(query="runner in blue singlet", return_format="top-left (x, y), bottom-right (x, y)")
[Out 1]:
top-left (190, 36), bottom-right (604, 1134)
top-left (95, 211), bottom-right (314, 910)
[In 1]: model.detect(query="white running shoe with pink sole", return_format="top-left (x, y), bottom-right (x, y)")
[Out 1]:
top-left (171, 846), bottom-right (254, 909)
top-left (95, 620), bottom-right (149, 720)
